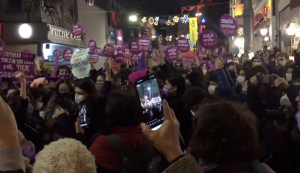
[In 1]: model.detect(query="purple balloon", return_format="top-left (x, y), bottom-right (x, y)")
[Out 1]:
top-left (199, 30), bottom-right (218, 49)
top-left (177, 37), bottom-right (190, 53)
top-left (0, 38), bottom-right (6, 57)
top-left (71, 24), bottom-right (83, 36)
top-left (88, 39), bottom-right (97, 51)
top-left (63, 48), bottom-right (73, 61)
top-left (103, 43), bottom-right (114, 57)
top-left (219, 14), bottom-right (237, 37)
top-left (138, 36), bottom-right (151, 52)
top-left (165, 46), bottom-right (179, 61)
top-left (129, 38), bottom-right (141, 55)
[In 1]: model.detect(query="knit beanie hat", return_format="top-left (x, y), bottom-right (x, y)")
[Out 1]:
top-left (33, 138), bottom-right (96, 173)
top-left (112, 65), bottom-right (121, 73)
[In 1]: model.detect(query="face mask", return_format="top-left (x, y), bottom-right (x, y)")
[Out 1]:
top-left (278, 60), bottom-right (286, 66)
top-left (59, 75), bottom-right (70, 80)
top-left (234, 60), bottom-right (239, 64)
top-left (163, 87), bottom-right (169, 96)
top-left (21, 141), bottom-right (36, 161)
top-left (27, 103), bottom-right (34, 118)
top-left (75, 94), bottom-right (85, 104)
top-left (36, 102), bottom-right (43, 110)
top-left (286, 73), bottom-right (292, 82)
top-left (59, 92), bottom-right (72, 100)
top-left (208, 85), bottom-right (216, 95)
top-left (39, 111), bottom-right (46, 119)
top-left (237, 76), bottom-right (245, 84)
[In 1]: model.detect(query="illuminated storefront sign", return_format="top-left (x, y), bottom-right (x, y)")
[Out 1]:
top-left (51, 29), bottom-right (81, 40)
top-left (253, 4), bottom-right (270, 26)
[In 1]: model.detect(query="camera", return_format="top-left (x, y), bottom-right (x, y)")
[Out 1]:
top-left (265, 106), bottom-right (295, 123)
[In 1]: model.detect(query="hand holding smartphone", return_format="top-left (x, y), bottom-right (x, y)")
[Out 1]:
top-left (134, 74), bottom-right (164, 130)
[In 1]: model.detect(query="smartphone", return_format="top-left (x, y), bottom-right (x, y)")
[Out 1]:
top-left (79, 105), bottom-right (89, 127)
top-left (260, 74), bottom-right (276, 85)
top-left (134, 74), bottom-right (164, 130)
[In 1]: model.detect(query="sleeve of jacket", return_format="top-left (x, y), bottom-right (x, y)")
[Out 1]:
top-left (14, 98), bottom-right (28, 128)
top-left (223, 68), bottom-right (234, 87)
top-left (102, 81), bottom-right (112, 98)
top-left (215, 69), bottom-right (244, 103)
top-left (163, 155), bottom-right (203, 173)
top-left (0, 147), bottom-right (25, 172)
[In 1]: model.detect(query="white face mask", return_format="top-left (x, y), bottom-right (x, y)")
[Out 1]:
top-left (237, 76), bottom-right (245, 84)
top-left (286, 73), bottom-right (292, 82)
top-left (36, 102), bottom-right (43, 110)
top-left (75, 94), bottom-right (85, 104)
top-left (278, 60), bottom-right (286, 67)
top-left (208, 85), bottom-right (216, 95)
top-left (234, 60), bottom-right (239, 64)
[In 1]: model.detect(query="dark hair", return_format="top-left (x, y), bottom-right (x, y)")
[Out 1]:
top-left (55, 79), bottom-right (75, 95)
top-left (166, 74), bottom-right (186, 95)
top-left (190, 101), bottom-right (261, 167)
top-left (183, 87), bottom-right (213, 110)
top-left (104, 91), bottom-right (142, 132)
top-left (263, 45), bottom-right (268, 49)
top-left (29, 88), bottom-right (44, 101)
top-left (76, 79), bottom-right (99, 102)
top-left (0, 170), bottom-right (25, 173)
top-left (56, 65), bottom-right (71, 77)
top-left (6, 89), bottom-right (20, 107)
top-left (246, 65), bottom-right (269, 81)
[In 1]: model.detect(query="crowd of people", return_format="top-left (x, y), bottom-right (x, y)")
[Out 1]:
top-left (1, 44), bottom-right (300, 173)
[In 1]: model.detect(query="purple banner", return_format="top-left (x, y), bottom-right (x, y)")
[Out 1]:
top-left (89, 53), bottom-right (99, 64)
top-left (95, 47), bottom-right (102, 55)
top-left (88, 39), bottom-right (97, 51)
top-left (0, 52), bottom-right (36, 81)
top-left (103, 43), bottom-right (114, 57)
top-left (165, 46), bottom-right (179, 61)
top-left (219, 14), bottom-right (237, 37)
top-left (63, 48), bottom-right (73, 61)
top-left (0, 38), bottom-right (7, 57)
top-left (138, 36), bottom-right (151, 52)
top-left (129, 38), bottom-right (141, 55)
top-left (71, 24), bottom-right (83, 36)
top-left (177, 37), bottom-right (190, 52)
top-left (199, 30), bottom-right (218, 49)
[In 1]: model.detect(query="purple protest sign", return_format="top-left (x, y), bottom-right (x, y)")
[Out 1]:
top-left (219, 14), bottom-right (237, 37)
top-left (114, 54), bottom-right (125, 64)
top-left (95, 47), bottom-right (102, 55)
top-left (103, 44), bottom-right (114, 57)
top-left (199, 30), bottom-right (218, 49)
top-left (129, 38), bottom-right (141, 55)
top-left (124, 46), bottom-right (131, 59)
top-left (0, 51), bottom-right (36, 81)
top-left (53, 49), bottom-right (61, 59)
top-left (63, 48), bottom-right (73, 61)
top-left (71, 24), bottom-right (83, 36)
top-left (177, 37), bottom-right (190, 52)
top-left (165, 46), bottom-right (179, 61)
top-left (138, 36), bottom-right (151, 52)
top-left (38, 56), bottom-right (44, 65)
top-left (22, 49), bottom-right (33, 54)
top-left (89, 53), bottom-right (99, 64)
top-left (88, 39), bottom-right (97, 51)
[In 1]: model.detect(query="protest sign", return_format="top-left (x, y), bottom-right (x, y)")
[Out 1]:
top-left (199, 30), bottom-right (218, 49)
top-left (70, 48), bottom-right (91, 79)
top-left (138, 36), bottom-right (151, 52)
top-left (219, 14), bottom-right (237, 37)
top-left (129, 38), bottom-right (141, 55)
top-left (0, 38), bottom-right (7, 57)
top-left (71, 24), bottom-right (83, 36)
top-left (165, 46), bottom-right (179, 61)
top-left (177, 37), bottom-right (190, 52)
top-left (43, 62), bottom-right (54, 74)
top-left (0, 51), bottom-right (36, 81)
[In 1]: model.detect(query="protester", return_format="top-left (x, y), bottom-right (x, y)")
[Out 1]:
top-left (56, 65), bottom-right (72, 79)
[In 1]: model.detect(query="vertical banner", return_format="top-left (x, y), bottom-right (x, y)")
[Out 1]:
top-left (116, 29), bottom-right (123, 45)
top-left (189, 17), bottom-right (198, 51)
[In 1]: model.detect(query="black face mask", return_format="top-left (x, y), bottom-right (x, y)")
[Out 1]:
top-left (59, 93), bottom-right (73, 100)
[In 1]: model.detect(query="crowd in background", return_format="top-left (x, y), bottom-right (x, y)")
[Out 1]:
top-left (1, 44), bottom-right (300, 173)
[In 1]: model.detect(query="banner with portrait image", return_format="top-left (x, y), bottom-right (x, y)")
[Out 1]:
top-left (70, 48), bottom-right (91, 79)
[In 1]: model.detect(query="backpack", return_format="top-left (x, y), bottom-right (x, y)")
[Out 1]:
top-left (107, 134), bottom-right (165, 173)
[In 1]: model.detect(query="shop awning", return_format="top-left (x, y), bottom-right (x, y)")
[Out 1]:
top-left (290, 0), bottom-right (300, 10)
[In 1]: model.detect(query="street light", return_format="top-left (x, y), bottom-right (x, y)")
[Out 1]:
top-left (19, 24), bottom-right (32, 39)
top-left (195, 13), bottom-right (202, 16)
top-left (235, 37), bottom-right (244, 47)
top-left (129, 15), bottom-right (137, 22)
top-left (260, 25), bottom-right (268, 36)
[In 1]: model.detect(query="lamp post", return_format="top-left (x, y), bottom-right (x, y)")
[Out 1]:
top-left (129, 15), bottom-right (137, 22)
top-left (243, 0), bottom-right (254, 60)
